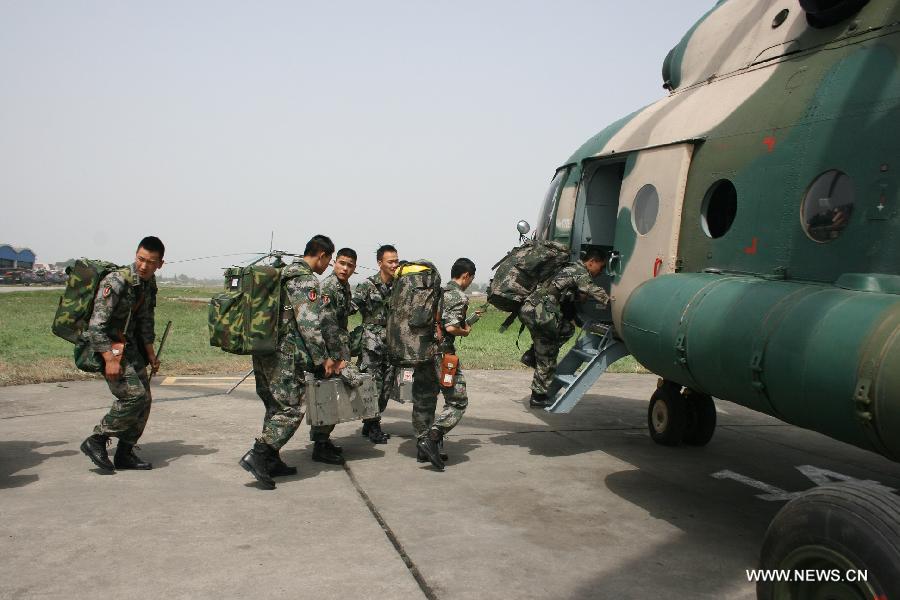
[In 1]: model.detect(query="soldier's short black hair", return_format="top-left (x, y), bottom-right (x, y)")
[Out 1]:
top-left (304, 235), bottom-right (335, 257)
top-left (581, 247), bottom-right (607, 263)
top-left (138, 236), bottom-right (165, 259)
top-left (451, 258), bottom-right (476, 279)
top-left (336, 248), bottom-right (357, 262)
top-left (376, 244), bottom-right (397, 262)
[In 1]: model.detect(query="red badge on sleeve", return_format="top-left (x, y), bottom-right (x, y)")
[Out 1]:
top-left (308, 290), bottom-right (317, 302)
top-left (102, 285), bottom-right (112, 298)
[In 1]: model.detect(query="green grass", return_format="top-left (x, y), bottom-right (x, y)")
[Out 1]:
top-left (0, 288), bottom-right (645, 386)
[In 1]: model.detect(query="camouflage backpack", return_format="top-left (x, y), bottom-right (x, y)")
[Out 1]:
top-left (208, 265), bottom-right (287, 355)
top-left (386, 260), bottom-right (442, 366)
top-left (52, 258), bottom-right (124, 344)
top-left (486, 239), bottom-right (570, 314)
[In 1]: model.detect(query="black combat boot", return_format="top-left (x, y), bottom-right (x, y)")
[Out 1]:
top-left (521, 346), bottom-right (536, 368)
top-left (417, 443), bottom-right (448, 463)
top-left (361, 420), bottom-right (389, 444)
top-left (80, 434), bottom-right (114, 471)
top-left (416, 428), bottom-right (445, 471)
top-left (114, 442), bottom-right (152, 470)
top-left (322, 439), bottom-right (343, 455)
top-left (239, 441), bottom-right (276, 490)
top-left (312, 440), bottom-right (345, 465)
top-left (267, 450), bottom-right (298, 477)
top-left (529, 392), bottom-right (552, 408)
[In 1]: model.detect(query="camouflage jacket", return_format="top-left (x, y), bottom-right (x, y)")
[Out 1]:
top-left (320, 273), bottom-right (353, 361)
top-left (352, 273), bottom-right (392, 330)
top-left (545, 262), bottom-right (610, 307)
top-left (439, 280), bottom-right (468, 354)
top-left (278, 259), bottom-right (328, 371)
top-left (87, 263), bottom-right (156, 354)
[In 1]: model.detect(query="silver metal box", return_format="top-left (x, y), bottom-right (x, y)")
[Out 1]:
top-left (305, 373), bottom-right (378, 426)
top-left (390, 367), bottom-right (415, 404)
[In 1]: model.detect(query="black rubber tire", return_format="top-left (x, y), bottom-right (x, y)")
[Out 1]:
top-left (758, 483), bottom-right (900, 600)
top-left (647, 382), bottom-right (687, 446)
top-left (683, 389), bottom-right (716, 447)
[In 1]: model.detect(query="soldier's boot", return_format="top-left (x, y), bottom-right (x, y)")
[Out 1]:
top-left (361, 420), bottom-right (389, 444)
top-left (416, 428), bottom-right (445, 471)
top-left (80, 434), bottom-right (114, 472)
top-left (521, 346), bottom-right (536, 369)
top-left (268, 450), bottom-right (298, 477)
top-left (322, 439), bottom-right (343, 455)
top-left (417, 441), bottom-right (448, 463)
top-left (239, 441), bottom-right (276, 490)
top-left (529, 392), bottom-right (552, 408)
top-left (113, 442), bottom-right (152, 470)
top-left (312, 440), bottom-right (345, 465)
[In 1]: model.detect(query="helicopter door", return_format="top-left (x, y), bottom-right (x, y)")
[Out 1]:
top-left (608, 143), bottom-right (695, 330)
top-left (572, 159), bottom-right (626, 324)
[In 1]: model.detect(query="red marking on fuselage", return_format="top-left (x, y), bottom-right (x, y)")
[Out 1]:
top-left (763, 136), bottom-right (776, 152)
top-left (653, 258), bottom-right (663, 277)
top-left (744, 237), bottom-right (759, 255)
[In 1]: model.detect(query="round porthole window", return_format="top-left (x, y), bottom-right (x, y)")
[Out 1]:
top-left (632, 184), bottom-right (659, 235)
top-left (802, 170), bottom-right (854, 243)
top-left (701, 179), bottom-right (738, 239)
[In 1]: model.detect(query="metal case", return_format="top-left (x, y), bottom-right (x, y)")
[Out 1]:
top-left (305, 373), bottom-right (378, 426)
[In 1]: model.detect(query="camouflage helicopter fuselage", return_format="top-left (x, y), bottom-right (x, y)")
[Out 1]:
top-left (537, 0), bottom-right (900, 459)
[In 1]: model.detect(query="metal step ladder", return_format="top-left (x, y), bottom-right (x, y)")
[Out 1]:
top-left (545, 322), bottom-right (630, 414)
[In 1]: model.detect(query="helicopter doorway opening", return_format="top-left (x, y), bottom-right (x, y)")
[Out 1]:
top-left (571, 159), bottom-right (626, 324)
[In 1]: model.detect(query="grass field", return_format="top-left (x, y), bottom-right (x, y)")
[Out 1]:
top-left (0, 287), bottom-right (646, 386)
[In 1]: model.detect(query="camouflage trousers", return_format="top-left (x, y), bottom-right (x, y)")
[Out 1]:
top-left (253, 353), bottom-right (307, 450)
top-left (94, 358), bottom-right (152, 445)
top-left (411, 356), bottom-right (468, 439)
top-left (529, 320), bottom-right (576, 396)
top-left (358, 328), bottom-right (394, 421)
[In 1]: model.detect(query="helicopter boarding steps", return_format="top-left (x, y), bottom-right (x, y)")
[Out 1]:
top-left (545, 323), bottom-right (630, 414)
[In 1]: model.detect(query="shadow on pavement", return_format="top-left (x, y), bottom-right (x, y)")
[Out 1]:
top-left (0, 440), bottom-right (78, 489)
top-left (130, 439), bottom-right (218, 469)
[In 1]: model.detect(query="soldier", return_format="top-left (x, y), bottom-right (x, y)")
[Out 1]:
top-left (414, 258), bottom-right (479, 471)
top-left (79, 236), bottom-right (164, 472)
top-left (522, 247), bottom-right (610, 409)
top-left (239, 235), bottom-right (341, 490)
top-left (352, 244), bottom-right (399, 443)
top-left (311, 247), bottom-right (358, 459)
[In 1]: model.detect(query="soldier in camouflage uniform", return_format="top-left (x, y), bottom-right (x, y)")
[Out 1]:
top-left (239, 235), bottom-right (342, 490)
top-left (79, 236), bottom-right (165, 472)
top-left (352, 244), bottom-right (399, 443)
top-left (522, 247), bottom-right (609, 408)
top-left (311, 247), bottom-right (359, 458)
top-left (414, 258), bottom-right (479, 471)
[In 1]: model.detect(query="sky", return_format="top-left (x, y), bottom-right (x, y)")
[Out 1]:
top-left (1, 0), bottom-right (714, 283)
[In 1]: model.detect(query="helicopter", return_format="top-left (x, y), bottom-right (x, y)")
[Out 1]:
top-left (508, 0), bottom-right (900, 597)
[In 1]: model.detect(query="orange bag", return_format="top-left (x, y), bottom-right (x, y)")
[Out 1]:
top-left (439, 353), bottom-right (459, 388)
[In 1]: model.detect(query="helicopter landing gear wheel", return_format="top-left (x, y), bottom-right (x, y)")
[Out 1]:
top-left (648, 380), bottom-right (686, 446)
top-left (683, 389), bottom-right (716, 447)
top-left (757, 483), bottom-right (900, 600)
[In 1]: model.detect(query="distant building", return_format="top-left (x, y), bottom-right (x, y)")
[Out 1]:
top-left (0, 244), bottom-right (36, 269)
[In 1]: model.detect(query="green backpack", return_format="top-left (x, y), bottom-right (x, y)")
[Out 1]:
top-left (52, 258), bottom-right (123, 344)
top-left (386, 260), bottom-right (442, 366)
top-left (486, 239), bottom-right (570, 314)
top-left (208, 265), bottom-right (285, 355)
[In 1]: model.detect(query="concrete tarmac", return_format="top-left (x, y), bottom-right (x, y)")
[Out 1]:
top-left (2, 371), bottom-right (900, 599)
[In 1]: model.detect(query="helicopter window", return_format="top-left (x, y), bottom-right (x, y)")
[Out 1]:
top-left (701, 179), bottom-right (738, 239)
top-left (554, 185), bottom-right (577, 241)
top-left (802, 170), bottom-right (855, 243)
top-left (535, 167), bottom-right (570, 240)
top-left (632, 184), bottom-right (659, 235)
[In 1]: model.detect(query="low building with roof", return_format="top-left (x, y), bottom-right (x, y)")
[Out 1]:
top-left (0, 244), bottom-right (36, 269)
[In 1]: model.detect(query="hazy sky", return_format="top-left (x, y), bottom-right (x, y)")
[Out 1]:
top-left (1, 1), bottom-right (713, 282)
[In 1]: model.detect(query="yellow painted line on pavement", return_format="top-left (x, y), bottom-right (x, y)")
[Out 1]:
top-left (160, 376), bottom-right (256, 388)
